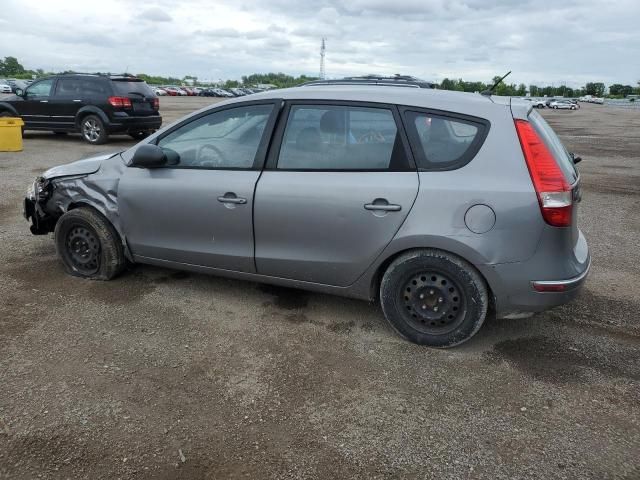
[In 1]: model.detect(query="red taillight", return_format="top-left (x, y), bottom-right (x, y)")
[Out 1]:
top-left (152, 97), bottom-right (159, 110)
top-left (108, 96), bottom-right (132, 109)
top-left (514, 119), bottom-right (572, 227)
top-left (532, 282), bottom-right (567, 292)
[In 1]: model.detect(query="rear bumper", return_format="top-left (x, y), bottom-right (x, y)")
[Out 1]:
top-left (480, 229), bottom-right (591, 318)
top-left (107, 115), bottom-right (162, 133)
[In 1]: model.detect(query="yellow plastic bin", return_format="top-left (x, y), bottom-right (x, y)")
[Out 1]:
top-left (0, 117), bottom-right (24, 152)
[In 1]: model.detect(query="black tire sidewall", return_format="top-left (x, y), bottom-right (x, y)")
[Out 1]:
top-left (54, 207), bottom-right (125, 280)
top-left (380, 250), bottom-right (488, 348)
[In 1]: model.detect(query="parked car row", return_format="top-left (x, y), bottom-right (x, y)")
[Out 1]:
top-left (152, 85), bottom-right (265, 98)
top-left (579, 95), bottom-right (605, 104)
top-left (0, 78), bottom-right (32, 94)
top-left (521, 97), bottom-right (580, 110)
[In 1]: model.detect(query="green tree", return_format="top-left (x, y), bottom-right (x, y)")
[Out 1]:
top-left (584, 82), bottom-right (605, 96)
top-left (516, 83), bottom-right (527, 96)
top-left (0, 56), bottom-right (25, 76)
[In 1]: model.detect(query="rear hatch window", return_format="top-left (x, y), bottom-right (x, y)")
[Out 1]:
top-left (528, 110), bottom-right (578, 184)
top-left (111, 79), bottom-right (157, 115)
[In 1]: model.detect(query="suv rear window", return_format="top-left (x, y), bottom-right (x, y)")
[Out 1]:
top-left (111, 79), bottom-right (154, 97)
top-left (404, 111), bottom-right (489, 170)
top-left (528, 110), bottom-right (578, 184)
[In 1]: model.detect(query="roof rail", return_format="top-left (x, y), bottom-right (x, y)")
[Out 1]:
top-left (301, 74), bottom-right (434, 89)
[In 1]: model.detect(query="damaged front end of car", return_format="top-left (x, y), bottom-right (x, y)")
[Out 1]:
top-left (24, 176), bottom-right (57, 234)
top-left (23, 151), bottom-right (126, 236)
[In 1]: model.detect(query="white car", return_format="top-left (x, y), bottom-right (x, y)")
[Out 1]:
top-left (0, 83), bottom-right (12, 94)
top-left (550, 100), bottom-right (578, 110)
top-left (154, 87), bottom-right (167, 96)
top-left (524, 98), bottom-right (546, 108)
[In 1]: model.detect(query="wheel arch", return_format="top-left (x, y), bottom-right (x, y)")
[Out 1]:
top-left (367, 243), bottom-right (498, 312)
top-left (75, 107), bottom-right (109, 129)
top-left (67, 201), bottom-right (133, 262)
top-left (0, 102), bottom-right (19, 116)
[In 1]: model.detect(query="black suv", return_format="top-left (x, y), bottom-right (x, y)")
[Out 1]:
top-left (0, 74), bottom-right (162, 144)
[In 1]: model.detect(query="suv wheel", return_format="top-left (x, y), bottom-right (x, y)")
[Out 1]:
top-left (81, 115), bottom-right (108, 145)
top-left (380, 249), bottom-right (489, 348)
top-left (54, 207), bottom-right (126, 280)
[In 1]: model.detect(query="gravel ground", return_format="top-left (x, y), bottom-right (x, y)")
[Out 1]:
top-left (0, 98), bottom-right (638, 479)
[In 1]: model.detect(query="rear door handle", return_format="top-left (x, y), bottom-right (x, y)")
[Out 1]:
top-left (73, 99), bottom-right (82, 103)
top-left (364, 203), bottom-right (401, 212)
top-left (39, 100), bottom-right (48, 103)
top-left (217, 195), bottom-right (247, 205)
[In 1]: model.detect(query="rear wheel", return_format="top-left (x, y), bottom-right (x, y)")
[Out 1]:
top-left (81, 115), bottom-right (108, 144)
top-left (54, 207), bottom-right (125, 280)
top-left (380, 249), bottom-right (489, 348)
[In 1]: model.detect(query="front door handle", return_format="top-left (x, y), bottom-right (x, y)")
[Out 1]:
top-left (39, 100), bottom-right (48, 103)
top-left (364, 202), bottom-right (401, 212)
top-left (217, 194), bottom-right (247, 205)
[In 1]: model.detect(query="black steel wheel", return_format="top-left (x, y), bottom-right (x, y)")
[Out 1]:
top-left (401, 271), bottom-right (466, 335)
top-left (64, 225), bottom-right (101, 275)
top-left (55, 207), bottom-right (126, 280)
top-left (380, 249), bottom-right (489, 348)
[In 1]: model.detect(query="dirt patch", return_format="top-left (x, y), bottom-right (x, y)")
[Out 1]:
top-left (258, 284), bottom-right (309, 309)
top-left (489, 335), bottom-right (640, 384)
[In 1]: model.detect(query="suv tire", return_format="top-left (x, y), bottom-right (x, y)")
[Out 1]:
top-left (380, 249), bottom-right (489, 348)
top-left (54, 207), bottom-right (126, 280)
top-left (81, 114), bottom-right (108, 145)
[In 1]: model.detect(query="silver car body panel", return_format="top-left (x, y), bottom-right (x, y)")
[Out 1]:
top-left (29, 86), bottom-right (589, 318)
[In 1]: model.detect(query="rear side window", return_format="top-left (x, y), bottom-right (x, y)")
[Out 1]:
top-left (56, 78), bottom-right (109, 96)
top-left (277, 105), bottom-right (409, 170)
top-left (528, 110), bottom-right (577, 183)
top-left (404, 111), bottom-right (489, 170)
top-left (111, 80), bottom-right (154, 97)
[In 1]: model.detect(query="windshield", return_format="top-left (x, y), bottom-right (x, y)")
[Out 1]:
top-left (529, 110), bottom-right (578, 184)
top-left (111, 80), bottom-right (154, 96)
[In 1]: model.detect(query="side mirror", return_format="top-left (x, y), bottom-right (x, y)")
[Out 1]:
top-left (15, 88), bottom-right (24, 97)
top-left (131, 144), bottom-right (167, 168)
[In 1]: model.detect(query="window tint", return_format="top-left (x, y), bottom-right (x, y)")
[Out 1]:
top-left (157, 104), bottom-right (273, 169)
top-left (277, 105), bottom-right (407, 170)
top-left (405, 112), bottom-right (487, 169)
top-left (112, 80), bottom-right (154, 96)
top-left (25, 79), bottom-right (53, 97)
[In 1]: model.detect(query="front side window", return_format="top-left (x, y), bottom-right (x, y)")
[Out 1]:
top-left (25, 79), bottom-right (54, 97)
top-left (277, 105), bottom-right (408, 170)
top-left (405, 111), bottom-right (488, 170)
top-left (157, 104), bottom-right (273, 169)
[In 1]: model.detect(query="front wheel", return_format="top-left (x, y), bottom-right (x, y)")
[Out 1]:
top-left (54, 207), bottom-right (126, 280)
top-left (380, 249), bottom-right (489, 348)
top-left (81, 115), bottom-right (108, 145)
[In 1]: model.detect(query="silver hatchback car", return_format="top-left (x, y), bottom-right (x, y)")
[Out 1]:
top-left (24, 86), bottom-right (590, 347)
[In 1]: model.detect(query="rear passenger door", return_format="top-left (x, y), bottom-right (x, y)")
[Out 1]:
top-left (254, 102), bottom-right (419, 287)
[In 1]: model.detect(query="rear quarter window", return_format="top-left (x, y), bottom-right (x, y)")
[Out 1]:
top-left (403, 110), bottom-right (489, 170)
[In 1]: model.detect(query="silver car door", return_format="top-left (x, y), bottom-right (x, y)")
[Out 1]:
top-left (118, 102), bottom-right (277, 272)
top-left (254, 102), bottom-right (419, 287)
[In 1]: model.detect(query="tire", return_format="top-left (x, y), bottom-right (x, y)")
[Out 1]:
top-left (380, 249), bottom-right (489, 348)
top-left (0, 111), bottom-right (11, 117)
top-left (129, 130), bottom-right (150, 140)
top-left (54, 207), bottom-right (126, 280)
top-left (80, 114), bottom-right (108, 145)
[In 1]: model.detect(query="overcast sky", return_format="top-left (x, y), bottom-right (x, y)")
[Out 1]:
top-left (0, 0), bottom-right (638, 87)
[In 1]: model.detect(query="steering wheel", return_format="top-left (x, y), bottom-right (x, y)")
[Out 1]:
top-left (357, 131), bottom-right (385, 144)
top-left (197, 144), bottom-right (228, 167)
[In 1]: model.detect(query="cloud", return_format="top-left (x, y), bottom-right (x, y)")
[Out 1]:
top-left (0, 0), bottom-right (637, 87)
top-left (137, 7), bottom-right (173, 22)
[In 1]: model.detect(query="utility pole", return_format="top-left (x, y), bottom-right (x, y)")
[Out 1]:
top-left (319, 38), bottom-right (326, 80)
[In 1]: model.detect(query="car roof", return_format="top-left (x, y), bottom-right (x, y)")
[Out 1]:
top-left (242, 85), bottom-right (503, 116)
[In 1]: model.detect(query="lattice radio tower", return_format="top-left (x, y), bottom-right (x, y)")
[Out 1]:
top-left (319, 38), bottom-right (326, 80)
